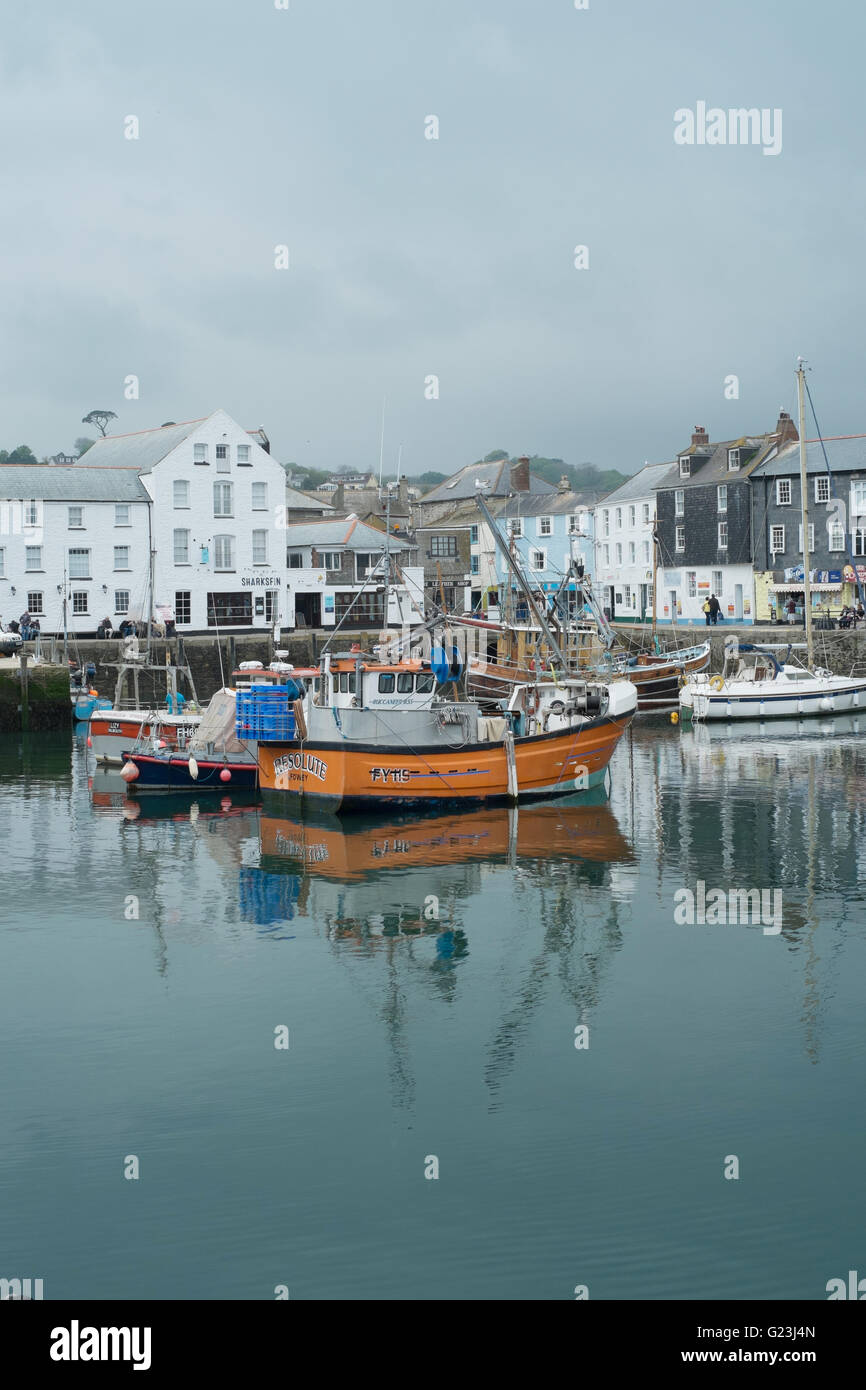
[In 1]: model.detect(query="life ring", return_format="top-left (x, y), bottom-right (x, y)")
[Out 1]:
top-left (549, 699), bottom-right (565, 715)
top-left (709, 675), bottom-right (725, 691)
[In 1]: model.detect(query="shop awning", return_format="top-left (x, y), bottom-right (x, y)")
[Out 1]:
top-left (768, 582), bottom-right (841, 592)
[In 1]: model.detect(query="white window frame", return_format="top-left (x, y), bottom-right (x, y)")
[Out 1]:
top-left (674, 489), bottom-right (684, 516)
top-left (643, 540), bottom-right (650, 563)
top-left (851, 481), bottom-right (866, 524)
top-left (114, 590), bottom-right (130, 614)
top-left (213, 535), bottom-right (235, 571)
top-left (814, 475), bottom-right (830, 504)
top-left (628, 541), bottom-right (635, 564)
top-left (675, 525), bottom-right (685, 552)
top-left (776, 478), bottom-right (792, 506)
top-left (24, 501), bottom-right (39, 527)
top-left (25, 545), bottom-right (42, 571)
top-left (828, 522), bottom-right (845, 552)
top-left (529, 548), bottom-right (546, 571)
top-left (67, 505), bottom-right (84, 529)
top-left (322, 551), bottom-right (342, 571)
top-left (68, 547), bottom-right (91, 580)
top-left (115, 503), bottom-right (130, 526)
top-left (113, 545), bottom-right (130, 571)
top-left (215, 444), bottom-right (230, 473)
top-left (236, 444), bottom-right (251, 465)
top-left (567, 514), bottom-right (581, 535)
top-left (193, 443), bottom-right (208, 464)
top-left (727, 448), bottom-right (741, 471)
top-left (717, 522), bottom-right (728, 550)
top-left (615, 508), bottom-right (622, 530)
top-left (71, 591), bottom-right (89, 615)
top-left (27, 590), bottom-right (43, 614)
top-left (642, 503), bottom-right (650, 524)
top-left (252, 529), bottom-right (268, 565)
top-left (628, 505), bottom-right (636, 527)
top-left (686, 571), bottom-right (697, 598)
top-left (712, 571), bottom-right (723, 593)
top-left (537, 515), bottom-right (552, 537)
top-left (213, 481), bottom-right (233, 518)
top-left (679, 456), bottom-right (691, 478)
top-left (507, 518), bottom-right (523, 538)
top-left (173, 529), bottom-right (190, 565)
top-left (797, 523), bottom-right (815, 553)
top-left (770, 525), bottom-right (785, 554)
top-left (602, 510), bottom-right (610, 537)
top-left (252, 482), bottom-right (268, 511)
top-left (173, 480), bottom-right (190, 509)
top-left (615, 543), bottom-right (622, 565)
top-left (854, 528), bottom-right (866, 557)
top-left (603, 544), bottom-right (610, 566)
top-left (717, 485), bottom-right (727, 513)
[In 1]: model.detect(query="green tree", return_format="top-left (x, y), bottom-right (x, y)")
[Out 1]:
top-left (75, 437), bottom-right (95, 456)
top-left (82, 409), bottom-right (117, 437)
top-left (0, 444), bottom-right (38, 464)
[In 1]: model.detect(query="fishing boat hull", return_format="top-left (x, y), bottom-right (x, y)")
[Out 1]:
top-left (121, 751), bottom-right (259, 791)
top-left (89, 711), bottom-right (202, 762)
top-left (256, 706), bottom-right (634, 812)
top-left (680, 675), bottom-right (866, 721)
top-left (468, 643), bottom-right (710, 710)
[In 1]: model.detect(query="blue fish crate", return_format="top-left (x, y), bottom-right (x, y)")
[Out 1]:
top-left (236, 687), bottom-right (294, 740)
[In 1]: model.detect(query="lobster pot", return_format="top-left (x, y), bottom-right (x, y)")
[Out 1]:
top-left (236, 684), bottom-right (297, 742)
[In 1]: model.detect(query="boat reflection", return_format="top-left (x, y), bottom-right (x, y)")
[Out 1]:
top-left (257, 785), bottom-right (634, 883)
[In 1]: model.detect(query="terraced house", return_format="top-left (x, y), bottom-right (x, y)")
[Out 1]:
top-left (652, 416), bottom-right (796, 625)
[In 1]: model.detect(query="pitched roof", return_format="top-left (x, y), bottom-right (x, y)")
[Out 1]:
top-left (76, 419), bottom-right (205, 470)
top-left (285, 483), bottom-right (334, 511)
top-left (0, 465), bottom-right (151, 501)
top-left (500, 490), bottom-right (595, 517)
top-left (74, 415), bottom-right (269, 472)
top-left (283, 517), bottom-right (412, 549)
top-left (418, 458), bottom-right (557, 503)
top-left (750, 434), bottom-right (866, 477)
top-left (595, 462), bottom-right (673, 506)
top-left (654, 435), bottom-right (772, 490)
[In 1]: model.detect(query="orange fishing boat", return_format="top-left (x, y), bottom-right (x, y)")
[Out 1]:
top-left (249, 651), bottom-right (636, 812)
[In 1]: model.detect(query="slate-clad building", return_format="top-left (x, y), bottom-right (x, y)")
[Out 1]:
top-left (651, 420), bottom-right (791, 624)
top-left (749, 431), bottom-right (866, 621)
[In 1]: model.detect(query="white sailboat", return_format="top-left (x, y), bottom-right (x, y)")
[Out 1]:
top-left (680, 360), bottom-right (866, 721)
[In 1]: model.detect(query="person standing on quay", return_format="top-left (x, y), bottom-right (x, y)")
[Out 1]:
top-left (703, 597), bottom-right (712, 626)
top-left (709, 594), bottom-right (721, 625)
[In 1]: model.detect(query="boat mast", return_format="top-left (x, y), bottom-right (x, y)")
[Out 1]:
top-left (797, 359), bottom-right (814, 668)
top-left (651, 514), bottom-right (658, 646)
top-left (475, 491), bottom-right (568, 671)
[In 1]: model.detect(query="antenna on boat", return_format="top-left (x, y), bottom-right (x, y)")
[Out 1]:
top-left (796, 358), bottom-right (814, 669)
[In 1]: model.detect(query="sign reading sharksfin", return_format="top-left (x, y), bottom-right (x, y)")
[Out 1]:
top-left (674, 102), bottom-right (782, 157)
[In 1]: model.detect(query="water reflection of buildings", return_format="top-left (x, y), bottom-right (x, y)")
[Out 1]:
top-left (606, 714), bottom-right (866, 1063)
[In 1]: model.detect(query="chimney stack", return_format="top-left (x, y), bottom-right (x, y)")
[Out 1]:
top-left (775, 409), bottom-right (799, 446)
top-left (510, 455), bottom-right (531, 492)
top-left (557, 473), bottom-right (570, 493)
top-left (333, 481), bottom-right (345, 512)
top-left (691, 425), bottom-right (709, 447)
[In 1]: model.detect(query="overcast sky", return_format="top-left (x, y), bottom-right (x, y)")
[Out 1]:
top-left (2, 0), bottom-right (863, 477)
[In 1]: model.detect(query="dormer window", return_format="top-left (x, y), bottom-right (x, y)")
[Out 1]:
top-left (728, 448), bottom-right (741, 471)
top-left (679, 456), bottom-right (691, 477)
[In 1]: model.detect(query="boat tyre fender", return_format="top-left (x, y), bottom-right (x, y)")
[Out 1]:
top-left (549, 699), bottom-right (565, 715)
top-left (709, 675), bottom-right (725, 691)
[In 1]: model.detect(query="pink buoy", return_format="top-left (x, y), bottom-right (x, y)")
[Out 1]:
top-left (120, 761), bottom-right (139, 782)
top-left (86, 736), bottom-right (92, 748)
top-left (156, 739), bottom-right (166, 750)
top-left (220, 768), bottom-right (231, 783)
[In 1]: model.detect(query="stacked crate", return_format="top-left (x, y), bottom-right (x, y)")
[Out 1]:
top-left (235, 685), bottom-right (297, 742)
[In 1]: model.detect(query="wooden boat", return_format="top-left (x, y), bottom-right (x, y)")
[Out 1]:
top-left (465, 617), bottom-right (709, 710)
top-left (251, 652), bottom-right (636, 812)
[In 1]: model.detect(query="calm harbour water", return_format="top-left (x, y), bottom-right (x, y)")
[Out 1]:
top-left (1, 718), bottom-right (864, 1301)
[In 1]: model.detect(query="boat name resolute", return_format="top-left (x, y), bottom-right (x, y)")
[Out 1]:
top-left (273, 752), bottom-right (329, 781)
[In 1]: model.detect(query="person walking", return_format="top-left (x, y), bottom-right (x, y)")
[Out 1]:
top-left (702, 598), bottom-right (712, 627)
top-left (709, 594), bottom-right (721, 625)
